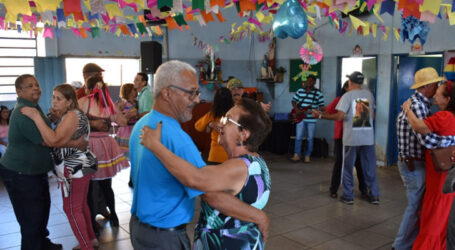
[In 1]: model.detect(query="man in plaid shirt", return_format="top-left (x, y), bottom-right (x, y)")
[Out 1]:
top-left (393, 67), bottom-right (455, 250)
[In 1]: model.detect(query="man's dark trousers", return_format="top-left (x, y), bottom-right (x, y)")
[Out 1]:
top-left (0, 164), bottom-right (51, 250)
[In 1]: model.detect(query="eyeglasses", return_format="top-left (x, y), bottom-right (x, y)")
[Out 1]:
top-left (220, 116), bottom-right (243, 129)
top-left (168, 85), bottom-right (201, 100)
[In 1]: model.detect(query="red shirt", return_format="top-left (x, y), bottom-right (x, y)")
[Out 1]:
top-left (326, 96), bottom-right (343, 139)
top-left (76, 87), bottom-right (86, 99)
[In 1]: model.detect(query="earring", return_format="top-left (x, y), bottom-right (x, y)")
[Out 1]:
top-left (236, 141), bottom-right (243, 146)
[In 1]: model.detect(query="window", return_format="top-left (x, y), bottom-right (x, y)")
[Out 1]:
top-left (0, 30), bottom-right (40, 101)
top-left (65, 58), bottom-right (140, 86)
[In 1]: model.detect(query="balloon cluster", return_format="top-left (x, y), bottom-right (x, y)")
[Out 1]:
top-left (272, 0), bottom-right (308, 39)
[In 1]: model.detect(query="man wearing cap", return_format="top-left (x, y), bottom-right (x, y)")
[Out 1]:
top-left (313, 71), bottom-right (378, 205)
top-left (76, 63), bottom-right (105, 99)
top-left (134, 72), bottom-right (153, 119)
top-left (392, 67), bottom-right (455, 250)
top-left (226, 77), bottom-right (271, 112)
top-left (291, 75), bottom-right (324, 163)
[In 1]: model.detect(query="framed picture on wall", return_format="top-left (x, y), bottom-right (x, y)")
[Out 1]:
top-left (289, 59), bottom-right (322, 92)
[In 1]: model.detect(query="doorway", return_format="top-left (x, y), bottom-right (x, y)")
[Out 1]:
top-left (339, 56), bottom-right (377, 98)
top-left (386, 54), bottom-right (443, 165)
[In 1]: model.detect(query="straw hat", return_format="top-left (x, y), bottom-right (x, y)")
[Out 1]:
top-left (410, 67), bottom-right (445, 89)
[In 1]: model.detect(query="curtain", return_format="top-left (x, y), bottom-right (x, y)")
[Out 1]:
top-left (34, 57), bottom-right (66, 114)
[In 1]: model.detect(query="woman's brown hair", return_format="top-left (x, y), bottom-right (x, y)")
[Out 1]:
top-left (54, 84), bottom-right (80, 112)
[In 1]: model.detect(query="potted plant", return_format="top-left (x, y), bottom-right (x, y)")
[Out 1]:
top-left (274, 66), bottom-right (286, 82)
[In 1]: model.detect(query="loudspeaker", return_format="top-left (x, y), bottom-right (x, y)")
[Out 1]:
top-left (141, 41), bottom-right (162, 73)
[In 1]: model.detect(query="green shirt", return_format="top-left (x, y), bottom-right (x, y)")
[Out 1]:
top-left (0, 97), bottom-right (53, 175)
top-left (138, 86), bottom-right (153, 114)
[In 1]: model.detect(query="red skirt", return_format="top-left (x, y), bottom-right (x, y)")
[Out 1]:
top-left (89, 132), bottom-right (129, 180)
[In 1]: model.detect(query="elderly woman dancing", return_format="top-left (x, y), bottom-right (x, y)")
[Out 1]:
top-left (21, 84), bottom-right (98, 250)
top-left (141, 97), bottom-right (272, 249)
top-left (403, 81), bottom-right (455, 250)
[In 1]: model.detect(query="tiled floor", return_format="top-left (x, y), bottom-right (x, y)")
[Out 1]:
top-left (0, 153), bottom-right (406, 250)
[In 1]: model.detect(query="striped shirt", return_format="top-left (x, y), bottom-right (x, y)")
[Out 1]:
top-left (292, 87), bottom-right (324, 122)
top-left (397, 91), bottom-right (455, 159)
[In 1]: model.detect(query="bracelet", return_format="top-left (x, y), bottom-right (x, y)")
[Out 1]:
top-left (318, 113), bottom-right (323, 119)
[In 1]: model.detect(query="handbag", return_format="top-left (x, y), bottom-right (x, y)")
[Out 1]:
top-left (430, 145), bottom-right (455, 172)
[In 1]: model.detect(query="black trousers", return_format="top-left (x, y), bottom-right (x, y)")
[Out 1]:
top-left (330, 139), bottom-right (368, 195)
top-left (0, 165), bottom-right (51, 250)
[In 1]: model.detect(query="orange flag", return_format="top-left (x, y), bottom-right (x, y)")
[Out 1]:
top-left (200, 11), bottom-right (215, 23)
top-left (165, 16), bottom-right (179, 30)
top-left (215, 11), bottom-right (226, 22)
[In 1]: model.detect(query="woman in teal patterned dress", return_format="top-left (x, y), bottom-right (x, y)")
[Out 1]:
top-left (140, 98), bottom-right (272, 249)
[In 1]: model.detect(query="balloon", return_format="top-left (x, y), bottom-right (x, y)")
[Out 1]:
top-left (272, 0), bottom-right (308, 39)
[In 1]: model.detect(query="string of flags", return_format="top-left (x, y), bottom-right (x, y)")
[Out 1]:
top-left (0, 0), bottom-right (454, 43)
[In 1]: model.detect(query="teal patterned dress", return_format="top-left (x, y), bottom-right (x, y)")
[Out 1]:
top-left (193, 154), bottom-right (271, 250)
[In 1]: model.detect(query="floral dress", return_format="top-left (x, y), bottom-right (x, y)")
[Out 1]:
top-left (193, 154), bottom-right (271, 250)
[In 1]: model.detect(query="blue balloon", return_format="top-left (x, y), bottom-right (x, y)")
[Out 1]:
top-left (272, 0), bottom-right (308, 39)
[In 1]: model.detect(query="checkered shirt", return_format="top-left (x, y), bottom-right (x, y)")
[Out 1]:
top-left (397, 92), bottom-right (455, 159)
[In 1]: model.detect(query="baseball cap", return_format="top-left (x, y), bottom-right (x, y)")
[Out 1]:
top-left (346, 71), bottom-right (364, 84)
top-left (83, 63), bottom-right (104, 74)
top-left (226, 78), bottom-right (243, 89)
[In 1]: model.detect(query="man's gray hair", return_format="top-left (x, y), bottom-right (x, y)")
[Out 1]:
top-left (153, 60), bottom-right (196, 100)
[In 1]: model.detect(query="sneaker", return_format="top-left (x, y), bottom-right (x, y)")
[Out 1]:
top-left (368, 196), bottom-right (380, 205)
top-left (304, 156), bottom-right (311, 163)
top-left (340, 196), bottom-right (354, 205)
top-left (290, 153), bottom-right (300, 162)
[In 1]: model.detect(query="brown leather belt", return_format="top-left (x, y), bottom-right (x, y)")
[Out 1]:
top-left (398, 156), bottom-right (425, 172)
top-left (398, 157), bottom-right (425, 162)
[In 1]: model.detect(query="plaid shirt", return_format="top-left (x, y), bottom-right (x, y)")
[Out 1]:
top-left (397, 92), bottom-right (455, 159)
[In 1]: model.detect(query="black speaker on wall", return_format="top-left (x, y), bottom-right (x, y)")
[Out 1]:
top-left (140, 41), bottom-right (162, 74)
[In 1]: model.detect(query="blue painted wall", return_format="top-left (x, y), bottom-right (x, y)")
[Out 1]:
top-left (49, 7), bottom-right (455, 165)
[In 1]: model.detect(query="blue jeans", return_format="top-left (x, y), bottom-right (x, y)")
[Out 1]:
top-left (342, 145), bottom-right (380, 199)
top-left (294, 120), bottom-right (316, 157)
top-left (392, 160), bottom-right (426, 250)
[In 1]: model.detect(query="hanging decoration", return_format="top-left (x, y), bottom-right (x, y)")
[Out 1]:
top-left (272, 0), bottom-right (308, 39)
top-left (299, 36), bottom-right (323, 65)
top-left (444, 57), bottom-right (455, 81)
top-left (400, 15), bottom-right (431, 45)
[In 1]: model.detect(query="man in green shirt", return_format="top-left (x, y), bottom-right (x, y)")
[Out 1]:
top-left (0, 74), bottom-right (62, 250)
top-left (134, 72), bottom-right (153, 118)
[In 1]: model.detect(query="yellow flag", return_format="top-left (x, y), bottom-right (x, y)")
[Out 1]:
top-left (126, 0), bottom-right (145, 9)
top-left (35, 0), bottom-right (62, 12)
top-left (448, 6), bottom-right (455, 25)
top-left (105, 3), bottom-right (125, 19)
top-left (349, 14), bottom-right (366, 29)
top-left (383, 27), bottom-right (390, 41)
top-left (256, 12), bottom-right (265, 22)
top-left (393, 27), bottom-right (400, 41)
top-left (262, 14), bottom-right (273, 24)
top-left (420, 0), bottom-right (442, 15)
top-left (372, 23), bottom-right (377, 37)
top-left (373, 7), bottom-right (384, 23)
top-left (363, 22), bottom-right (370, 36)
top-left (4, 0), bottom-right (31, 22)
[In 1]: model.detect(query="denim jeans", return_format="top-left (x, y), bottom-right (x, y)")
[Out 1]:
top-left (294, 120), bottom-right (316, 157)
top-left (392, 160), bottom-right (426, 250)
top-left (341, 145), bottom-right (380, 200)
top-left (0, 164), bottom-right (51, 250)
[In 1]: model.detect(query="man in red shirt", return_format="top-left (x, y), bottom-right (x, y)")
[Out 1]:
top-left (76, 63), bottom-right (104, 99)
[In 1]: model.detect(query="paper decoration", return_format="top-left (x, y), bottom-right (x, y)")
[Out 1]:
top-left (444, 57), bottom-right (455, 80)
top-left (400, 15), bottom-right (430, 45)
top-left (299, 40), bottom-right (323, 65)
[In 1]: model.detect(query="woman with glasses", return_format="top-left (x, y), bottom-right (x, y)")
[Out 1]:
top-left (140, 97), bottom-right (272, 249)
top-left (195, 87), bottom-right (233, 164)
